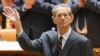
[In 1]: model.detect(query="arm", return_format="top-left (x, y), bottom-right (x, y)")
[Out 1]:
top-left (85, 0), bottom-right (100, 14)
top-left (0, 3), bottom-right (3, 14)
top-left (14, 0), bottom-right (35, 10)
top-left (3, 6), bottom-right (42, 52)
top-left (0, 0), bottom-right (9, 14)
top-left (66, 0), bottom-right (80, 13)
top-left (0, 1), bottom-right (3, 14)
top-left (0, 0), bottom-right (13, 14)
top-left (31, 0), bottom-right (61, 16)
top-left (1, 0), bottom-right (10, 6)
top-left (0, 3), bottom-right (3, 28)
top-left (14, 0), bottom-right (62, 16)
top-left (13, 0), bottom-right (27, 16)
top-left (17, 31), bottom-right (42, 52)
top-left (66, 0), bottom-right (88, 13)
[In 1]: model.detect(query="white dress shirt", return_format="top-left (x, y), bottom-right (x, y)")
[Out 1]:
top-left (58, 27), bottom-right (71, 49)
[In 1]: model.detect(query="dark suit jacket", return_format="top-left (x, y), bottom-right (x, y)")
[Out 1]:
top-left (66, 0), bottom-right (100, 47)
top-left (17, 29), bottom-right (93, 56)
top-left (0, 2), bottom-right (6, 28)
top-left (13, 0), bottom-right (62, 39)
top-left (0, 1), bottom-right (3, 14)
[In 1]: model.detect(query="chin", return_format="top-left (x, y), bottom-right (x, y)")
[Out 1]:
top-left (60, 25), bottom-right (68, 27)
top-left (63, 24), bottom-right (68, 26)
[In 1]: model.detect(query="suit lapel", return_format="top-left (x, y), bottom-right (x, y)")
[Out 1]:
top-left (52, 38), bottom-right (58, 56)
top-left (61, 30), bottom-right (75, 56)
top-left (51, 31), bottom-right (58, 56)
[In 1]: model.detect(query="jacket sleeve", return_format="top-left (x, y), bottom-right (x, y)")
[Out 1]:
top-left (33, 0), bottom-right (81, 15)
top-left (66, 0), bottom-right (80, 13)
top-left (0, 3), bottom-right (3, 14)
top-left (85, 0), bottom-right (100, 14)
top-left (13, 0), bottom-right (27, 16)
top-left (17, 31), bottom-right (43, 52)
top-left (30, 0), bottom-right (62, 16)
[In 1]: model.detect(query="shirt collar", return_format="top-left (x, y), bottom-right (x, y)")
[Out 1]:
top-left (58, 27), bottom-right (71, 40)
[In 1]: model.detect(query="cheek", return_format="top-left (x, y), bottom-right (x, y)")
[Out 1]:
top-left (65, 19), bottom-right (72, 24)
top-left (67, 17), bottom-right (72, 22)
top-left (53, 19), bottom-right (58, 24)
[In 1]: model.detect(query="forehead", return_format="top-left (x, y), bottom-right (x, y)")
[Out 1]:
top-left (55, 7), bottom-right (69, 14)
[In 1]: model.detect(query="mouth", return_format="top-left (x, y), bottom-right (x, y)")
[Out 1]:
top-left (59, 22), bottom-right (65, 25)
top-left (60, 21), bottom-right (66, 23)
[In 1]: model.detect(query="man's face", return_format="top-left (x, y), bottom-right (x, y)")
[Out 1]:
top-left (52, 7), bottom-right (73, 28)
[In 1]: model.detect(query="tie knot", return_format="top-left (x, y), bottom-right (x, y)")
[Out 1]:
top-left (59, 36), bottom-right (63, 40)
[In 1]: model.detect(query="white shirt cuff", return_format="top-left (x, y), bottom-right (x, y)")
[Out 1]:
top-left (17, 29), bottom-right (23, 36)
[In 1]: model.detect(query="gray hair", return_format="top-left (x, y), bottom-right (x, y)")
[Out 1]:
top-left (52, 4), bottom-right (72, 16)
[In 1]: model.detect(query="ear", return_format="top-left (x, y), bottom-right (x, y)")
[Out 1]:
top-left (51, 16), bottom-right (56, 24)
top-left (70, 14), bottom-right (74, 23)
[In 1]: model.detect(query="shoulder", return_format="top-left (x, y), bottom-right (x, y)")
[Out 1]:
top-left (71, 29), bottom-right (91, 43)
top-left (39, 30), bottom-right (57, 43)
top-left (71, 30), bottom-right (92, 47)
top-left (41, 30), bottom-right (57, 37)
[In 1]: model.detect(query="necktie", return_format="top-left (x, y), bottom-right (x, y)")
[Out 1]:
top-left (57, 36), bottom-right (63, 56)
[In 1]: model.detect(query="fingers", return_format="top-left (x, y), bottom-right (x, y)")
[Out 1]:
top-left (3, 6), bottom-right (11, 18)
top-left (13, 8), bottom-right (20, 19)
top-left (3, 11), bottom-right (9, 18)
top-left (3, 6), bottom-right (15, 15)
top-left (3, 6), bottom-right (16, 21)
top-left (3, 6), bottom-right (20, 21)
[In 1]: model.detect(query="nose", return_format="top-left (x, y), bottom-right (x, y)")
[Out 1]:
top-left (61, 15), bottom-right (65, 19)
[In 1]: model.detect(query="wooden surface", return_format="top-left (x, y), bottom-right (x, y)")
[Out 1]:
top-left (0, 48), bottom-right (42, 56)
top-left (0, 29), bottom-right (16, 41)
top-left (0, 41), bottom-right (100, 56)
top-left (93, 48), bottom-right (100, 56)
top-left (0, 48), bottom-right (100, 56)
top-left (0, 41), bottom-right (42, 56)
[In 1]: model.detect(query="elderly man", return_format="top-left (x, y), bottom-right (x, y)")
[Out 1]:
top-left (3, 4), bottom-right (93, 56)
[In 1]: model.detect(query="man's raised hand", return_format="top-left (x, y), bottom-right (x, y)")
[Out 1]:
top-left (3, 6), bottom-right (20, 21)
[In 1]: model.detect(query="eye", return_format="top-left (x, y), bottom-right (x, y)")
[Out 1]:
top-left (55, 14), bottom-right (61, 18)
top-left (57, 14), bottom-right (62, 17)
top-left (64, 14), bottom-right (68, 17)
top-left (55, 13), bottom-right (70, 18)
top-left (63, 13), bottom-right (70, 17)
